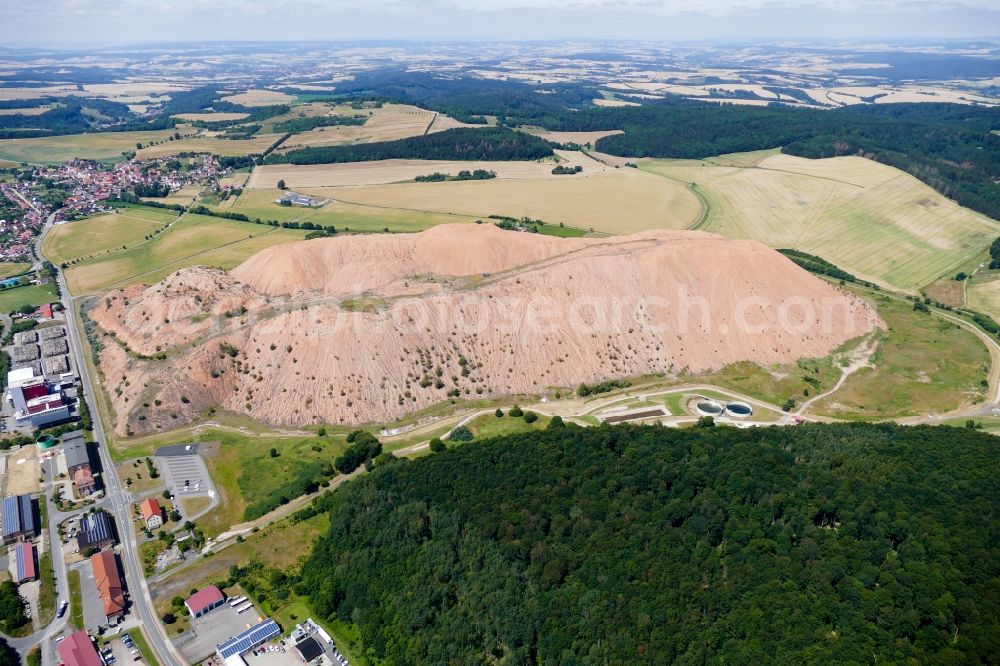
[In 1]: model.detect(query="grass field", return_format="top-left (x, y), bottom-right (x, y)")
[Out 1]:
top-left (60, 213), bottom-right (308, 294)
top-left (37, 545), bottom-right (56, 627)
top-left (943, 417), bottom-right (1000, 434)
top-left (0, 281), bottom-right (57, 313)
top-left (213, 187), bottom-right (479, 233)
top-left (467, 412), bottom-right (551, 439)
top-left (812, 288), bottom-right (990, 418)
top-left (641, 153), bottom-right (1000, 292)
top-left (0, 130), bottom-right (180, 164)
top-left (67, 569), bottom-right (83, 630)
top-left (115, 427), bottom-right (348, 537)
top-left (967, 272), bottom-right (1000, 319)
top-left (42, 205), bottom-right (179, 266)
top-left (300, 166), bottom-right (701, 233)
top-left (0, 262), bottom-right (29, 279)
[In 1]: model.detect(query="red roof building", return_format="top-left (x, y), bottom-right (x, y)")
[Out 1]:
top-left (14, 542), bottom-right (35, 583)
top-left (39, 303), bottom-right (53, 319)
top-left (57, 630), bottom-right (102, 666)
top-left (90, 550), bottom-right (126, 622)
top-left (185, 585), bottom-right (226, 618)
top-left (139, 497), bottom-right (163, 529)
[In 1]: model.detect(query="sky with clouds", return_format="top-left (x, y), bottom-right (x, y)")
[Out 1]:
top-left (1, 0), bottom-right (998, 43)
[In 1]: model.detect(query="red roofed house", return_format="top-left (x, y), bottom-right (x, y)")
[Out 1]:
top-left (14, 542), bottom-right (36, 583)
top-left (90, 550), bottom-right (126, 623)
top-left (38, 303), bottom-right (53, 320)
top-left (185, 585), bottom-right (226, 618)
top-left (139, 497), bottom-right (163, 530)
top-left (56, 629), bottom-right (102, 666)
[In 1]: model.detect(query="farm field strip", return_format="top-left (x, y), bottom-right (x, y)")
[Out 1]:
top-left (297, 167), bottom-right (702, 234)
top-left (61, 213), bottom-right (309, 294)
top-left (0, 129), bottom-right (182, 164)
top-left (248, 152), bottom-right (593, 189)
top-left (42, 207), bottom-right (181, 266)
top-left (641, 153), bottom-right (1000, 292)
top-left (213, 187), bottom-right (481, 233)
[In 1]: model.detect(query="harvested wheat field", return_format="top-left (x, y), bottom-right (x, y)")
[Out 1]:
top-left (968, 274), bottom-right (1000, 319)
top-left (521, 129), bottom-right (624, 145)
top-left (220, 90), bottom-right (295, 106)
top-left (89, 224), bottom-right (878, 435)
top-left (172, 112), bottom-right (250, 122)
top-left (274, 104), bottom-right (438, 152)
top-left (299, 165), bottom-right (702, 233)
top-left (248, 152), bottom-right (590, 189)
top-left (642, 153), bottom-right (1000, 292)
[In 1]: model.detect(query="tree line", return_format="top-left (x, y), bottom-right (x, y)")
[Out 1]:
top-left (298, 422), bottom-right (999, 664)
top-left (266, 127), bottom-right (553, 165)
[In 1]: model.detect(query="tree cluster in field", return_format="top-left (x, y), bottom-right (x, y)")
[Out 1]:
top-left (334, 430), bottom-right (383, 474)
top-left (776, 249), bottom-right (876, 287)
top-left (414, 169), bottom-right (496, 182)
top-left (988, 237), bottom-right (1000, 269)
top-left (218, 125), bottom-right (261, 140)
top-left (0, 638), bottom-right (17, 666)
top-left (271, 115), bottom-right (367, 133)
top-left (0, 581), bottom-right (29, 633)
top-left (110, 195), bottom-right (185, 212)
top-left (490, 214), bottom-right (551, 233)
top-left (550, 164), bottom-right (582, 175)
top-left (132, 182), bottom-right (170, 198)
top-left (189, 104), bottom-right (288, 130)
top-left (266, 127), bottom-right (553, 165)
top-left (296, 422), bottom-right (999, 665)
top-left (577, 378), bottom-right (630, 396)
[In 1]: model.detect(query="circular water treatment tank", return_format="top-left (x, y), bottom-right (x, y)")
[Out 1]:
top-left (695, 400), bottom-right (723, 416)
top-left (725, 401), bottom-right (753, 418)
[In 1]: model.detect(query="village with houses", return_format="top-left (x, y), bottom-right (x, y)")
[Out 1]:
top-left (0, 154), bottom-right (234, 264)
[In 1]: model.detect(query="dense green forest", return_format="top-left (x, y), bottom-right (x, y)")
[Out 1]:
top-left (266, 127), bottom-right (553, 164)
top-left (299, 423), bottom-right (998, 665)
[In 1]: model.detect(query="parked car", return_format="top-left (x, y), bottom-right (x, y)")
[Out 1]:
top-left (57, 600), bottom-right (68, 618)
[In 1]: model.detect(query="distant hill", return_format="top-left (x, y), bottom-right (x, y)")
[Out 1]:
top-left (301, 422), bottom-right (999, 664)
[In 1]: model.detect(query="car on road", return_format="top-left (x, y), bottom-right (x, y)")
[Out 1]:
top-left (57, 600), bottom-right (68, 618)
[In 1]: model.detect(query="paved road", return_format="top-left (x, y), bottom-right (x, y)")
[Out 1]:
top-left (35, 218), bottom-right (184, 665)
top-left (6, 456), bottom-right (74, 661)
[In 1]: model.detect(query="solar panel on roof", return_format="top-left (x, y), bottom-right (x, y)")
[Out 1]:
top-left (217, 619), bottom-right (280, 659)
top-left (19, 496), bottom-right (33, 534)
top-left (2, 496), bottom-right (19, 536)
